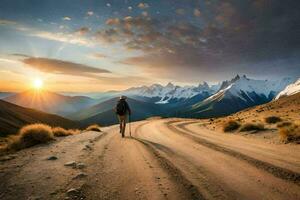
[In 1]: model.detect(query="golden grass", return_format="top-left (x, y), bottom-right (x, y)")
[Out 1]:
top-left (8, 124), bottom-right (54, 150)
top-left (52, 127), bottom-right (70, 137)
top-left (2, 124), bottom-right (82, 152)
top-left (52, 127), bottom-right (81, 137)
top-left (223, 120), bottom-right (240, 132)
top-left (279, 123), bottom-right (300, 143)
top-left (85, 124), bottom-right (102, 132)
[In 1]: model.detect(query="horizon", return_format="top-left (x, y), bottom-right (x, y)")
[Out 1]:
top-left (0, 73), bottom-right (297, 93)
top-left (1, 0), bottom-right (300, 92)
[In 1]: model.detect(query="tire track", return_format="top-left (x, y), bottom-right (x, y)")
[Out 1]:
top-left (134, 121), bottom-right (241, 200)
top-left (166, 120), bottom-right (300, 186)
top-left (133, 137), bottom-right (206, 200)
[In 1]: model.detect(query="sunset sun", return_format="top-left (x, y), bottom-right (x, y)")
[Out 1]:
top-left (33, 78), bottom-right (43, 89)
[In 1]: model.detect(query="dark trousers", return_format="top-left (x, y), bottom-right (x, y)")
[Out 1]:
top-left (117, 115), bottom-right (127, 136)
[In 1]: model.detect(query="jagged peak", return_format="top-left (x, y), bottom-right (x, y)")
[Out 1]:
top-left (166, 82), bottom-right (175, 87)
top-left (198, 81), bottom-right (208, 87)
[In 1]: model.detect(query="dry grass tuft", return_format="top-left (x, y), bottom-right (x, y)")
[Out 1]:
top-left (52, 127), bottom-right (82, 137)
top-left (223, 120), bottom-right (240, 132)
top-left (8, 124), bottom-right (54, 150)
top-left (277, 121), bottom-right (292, 128)
top-left (52, 127), bottom-right (70, 137)
top-left (69, 129), bottom-right (82, 135)
top-left (86, 124), bottom-right (102, 132)
top-left (279, 123), bottom-right (300, 143)
top-left (265, 116), bottom-right (282, 124)
top-left (240, 123), bottom-right (264, 132)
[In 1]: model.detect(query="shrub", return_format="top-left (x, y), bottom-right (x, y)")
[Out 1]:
top-left (265, 116), bottom-right (282, 124)
top-left (277, 121), bottom-right (292, 128)
top-left (240, 123), bottom-right (264, 132)
top-left (69, 129), bottom-right (82, 135)
top-left (52, 127), bottom-right (71, 137)
top-left (279, 123), bottom-right (300, 143)
top-left (8, 124), bottom-right (54, 150)
top-left (53, 127), bottom-right (82, 137)
top-left (223, 120), bottom-right (240, 132)
top-left (86, 124), bottom-right (101, 132)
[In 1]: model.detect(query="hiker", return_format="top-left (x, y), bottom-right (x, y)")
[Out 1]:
top-left (115, 96), bottom-right (131, 137)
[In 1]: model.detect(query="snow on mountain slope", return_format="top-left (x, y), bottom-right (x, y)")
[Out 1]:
top-left (214, 75), bottom-right (295, 101)
top-left (185, 75), bottom-right (296, 118)
top-left (124, 82), bottom-right (215, 104)
top-left (275, 78), bottom-right (300, 99)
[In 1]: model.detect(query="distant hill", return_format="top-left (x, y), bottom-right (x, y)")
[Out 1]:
top-left (0, 92), bottom-right (15, 99)
top-left (77, 97), bottom-right (165, 126)
top-left (209, 92), bottom-right (300, 129)
top-left (4, 90), bottom-right (97, 116)
top-left (0, 100), bottom-right (79, 136)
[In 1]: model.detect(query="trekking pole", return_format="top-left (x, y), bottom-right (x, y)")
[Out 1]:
top-left (129, 115), bottom-right (132, 137)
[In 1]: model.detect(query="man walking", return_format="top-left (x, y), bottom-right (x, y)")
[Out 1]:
top-left (115, 96), bottom-right (131, 137)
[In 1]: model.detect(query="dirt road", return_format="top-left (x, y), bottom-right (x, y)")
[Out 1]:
top-left (1, 118), bottom-right (300, 200)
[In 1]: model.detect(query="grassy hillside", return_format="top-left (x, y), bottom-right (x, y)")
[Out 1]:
top-left (0, 100), bottom-right (80, 136)
top-left (205, 93), bottom-right (300, 134)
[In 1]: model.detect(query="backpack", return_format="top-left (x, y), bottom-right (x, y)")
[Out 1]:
top-left (116, 100), bottom-right (126, 115)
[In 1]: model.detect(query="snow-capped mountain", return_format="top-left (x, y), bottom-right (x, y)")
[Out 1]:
top-left (275, 78), bottom-right (300, 99)
top-left (182, 75), bottom-right (295, 118)
top-left (124, 82), bottom-right (216, 104)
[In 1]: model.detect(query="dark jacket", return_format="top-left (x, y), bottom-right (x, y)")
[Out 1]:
top-left (116, 99), bottom-right (131, 115)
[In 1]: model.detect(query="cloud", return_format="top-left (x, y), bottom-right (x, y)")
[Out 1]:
top-left (75, 27), bottom-right (90, 35)
top-left (86, 11), bottom-right (94, 16)
top-left (11, 53), bottom-right (31, 58)
top-left (141, 11), bottom-right (148, 17)
top-left (23, 57), bottom-right (110, 78)
top-left (30, 31), bottom-right (92, 46)
top-left (194, 8), bottom-right (201, 17)
top-left (94, 1), bottom-right (300, 81)
top-left (176, 9), bottom-right (185, 15)
top-left (62, 16), bottom-right (71, 21)
top-left (0, 19), bottom-right (17, 25)
top-left (88, 53), bottom-right (107, 59)
top-left (105, 18), bottom-right (120, 25)
top-left (138, 3), bottom-right (149, 9)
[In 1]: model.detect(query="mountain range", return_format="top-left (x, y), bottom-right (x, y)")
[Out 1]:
top-left (1, 75), bottom-right (298, 128)
top-left (180, 75), bottom-right (295, 118)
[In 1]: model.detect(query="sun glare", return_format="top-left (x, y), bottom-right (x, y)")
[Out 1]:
top-left (33, 78), bottom-right (43, 90)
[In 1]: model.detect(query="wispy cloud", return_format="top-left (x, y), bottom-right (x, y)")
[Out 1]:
top-left (0, 19), bottom-right (17, 25)
top-left (88, 53), bottom-right (107, 59)
top-left (75, 27), bottom-right (90, 36)
top-left (62, 16), bottom-right (71, 21)
top-left (29, 31), bottom-right (92, 46)
top-left (138, 3), bottom-right (149, 9)
top-left (23, 57), bottom-right (110, 78)
top-left (86, 11), bottom-right (94, 16)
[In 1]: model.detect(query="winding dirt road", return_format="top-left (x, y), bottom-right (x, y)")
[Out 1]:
top-left (1, 118), bottom-right (300, 200)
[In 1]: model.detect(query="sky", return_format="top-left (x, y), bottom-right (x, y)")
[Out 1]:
top-left (0, 0), bottom-right (299, 92)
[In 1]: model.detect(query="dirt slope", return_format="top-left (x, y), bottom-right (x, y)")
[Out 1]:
top-left (0, 118), bottom-right (299, 200)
